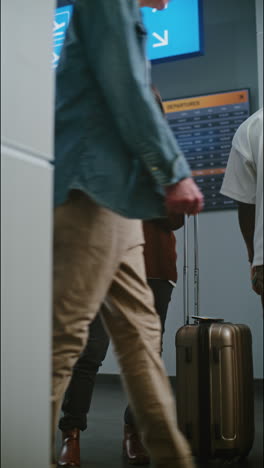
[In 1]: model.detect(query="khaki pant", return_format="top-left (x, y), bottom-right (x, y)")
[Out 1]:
top-left (52, 191), bottom-right (194, 468)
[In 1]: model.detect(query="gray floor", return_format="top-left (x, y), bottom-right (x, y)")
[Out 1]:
top-left (57, 377), bottom-right (263, 468)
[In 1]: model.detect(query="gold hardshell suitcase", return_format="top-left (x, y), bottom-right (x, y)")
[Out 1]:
top-left (175, 216), bottom-right (254, 461)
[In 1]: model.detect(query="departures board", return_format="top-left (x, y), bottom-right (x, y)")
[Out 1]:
top-left (163, 89), bottom-right (250, 211)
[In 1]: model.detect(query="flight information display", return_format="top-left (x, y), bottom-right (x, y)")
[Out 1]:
top-left (53, 4), bottom-right (73, 69)
top-left (53, 0), bottom-right (203, 68)
top-left (163, 90), bottom-right (250, 211)
top-left (141, 0), bottom-right (203, 63)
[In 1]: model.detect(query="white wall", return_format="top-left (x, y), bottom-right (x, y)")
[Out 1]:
top-left (1, 0), bottom-right (55, 466)
top-left (1, 1), bottom-right (54, 159)
top-left (1, 149), bottom-right (53, 467)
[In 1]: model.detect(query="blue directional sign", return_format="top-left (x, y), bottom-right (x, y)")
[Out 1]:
top-left (141, 0), bottom-right (203, 63)
top-left (53, 5), bottom-right (73, 69)
top-left (53, 0), bottom-right (203, 68)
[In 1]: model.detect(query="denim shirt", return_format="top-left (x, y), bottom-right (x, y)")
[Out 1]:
top-left (55, 0), bottom-right (191, 219)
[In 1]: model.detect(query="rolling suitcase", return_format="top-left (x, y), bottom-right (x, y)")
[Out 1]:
top-left (175, 215), bottom-right (255, 461)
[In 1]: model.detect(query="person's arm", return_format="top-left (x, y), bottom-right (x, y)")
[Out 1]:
top-left (76, 0), bottom-right (191, 187)
top-left (238, 202), bottom-right (256, 264)
top-left (221, 142), bottom-right (257, 262)
top-left (238, 202), bottom-right (263, 296)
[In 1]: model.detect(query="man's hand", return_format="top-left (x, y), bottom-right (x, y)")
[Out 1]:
top-left (164, 178), bottom-right (204, 215)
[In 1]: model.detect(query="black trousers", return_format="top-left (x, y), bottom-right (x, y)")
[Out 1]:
top-left (59, 279), bottom-right (174, 431)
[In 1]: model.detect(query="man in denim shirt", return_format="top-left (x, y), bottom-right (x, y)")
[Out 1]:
top-left (52, 1), bottom-right (203, 467)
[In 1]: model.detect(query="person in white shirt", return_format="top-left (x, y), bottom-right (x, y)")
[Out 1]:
top-left (221, 108), bottom-right (263, 306)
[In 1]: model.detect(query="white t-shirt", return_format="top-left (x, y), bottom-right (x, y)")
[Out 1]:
top-left (221, 108), bottom-right (263, 267)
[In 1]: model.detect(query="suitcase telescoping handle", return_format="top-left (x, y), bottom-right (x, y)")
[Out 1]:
top-left (184, 214), bottom-right (200, 325)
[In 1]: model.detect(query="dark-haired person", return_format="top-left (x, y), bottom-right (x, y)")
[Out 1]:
top-left (52, 0), bottom-right (203, 467)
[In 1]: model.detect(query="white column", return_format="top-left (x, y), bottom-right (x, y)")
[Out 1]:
top-left (1, 148), bottom-right (53, 468)
top-left (1, 0), bottom-right (55, 466)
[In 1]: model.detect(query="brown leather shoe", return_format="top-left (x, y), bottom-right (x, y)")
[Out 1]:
top-left (57, 429), bottom-right (81, 467)
top-left (123, 424), bottom-right (150, 465)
